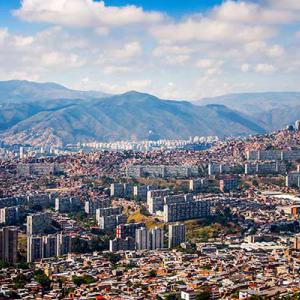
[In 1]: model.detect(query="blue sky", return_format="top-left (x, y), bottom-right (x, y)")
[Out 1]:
top-left (0, 0), bottom-right (300, 99)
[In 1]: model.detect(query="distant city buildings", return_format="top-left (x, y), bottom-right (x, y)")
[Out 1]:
top-left (27, 233), bottom-right (71, 263)
top-left (163, 198), bottom-right (211, 222)
top-left (286, 172), bottom-right (300, 188)
top-left (245, 161), bottom-right (286, 175)
top-left (126, 165), bottom-right (200, 178)
top-left (26, 212), bottom-right (52, 235)
top-left (168, 223), bottom-right (186, 248)
top-left (0, 206), bottom-right (25, 225)
top-left (55, 197), bottom-right (82, 213)
top-left (0, 226), bottom-right (18, 264)
top-left (246, 150), bottom-right (300, 161)
top-left (17, 163), bottom-right (64, 177)
top-left (220, 176), bottom-right (238, 193)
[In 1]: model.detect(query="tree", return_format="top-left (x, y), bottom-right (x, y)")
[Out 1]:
top-left (196, 291), bottom-right (212, 300)
top-left (165, 293), bottom-right (180, 300)
top-left (72, 275), bottom-right (95, 286)
top-left (149, 269), bottom-right (157, 277)
top-left (33, 269), bottom-right (51, 290)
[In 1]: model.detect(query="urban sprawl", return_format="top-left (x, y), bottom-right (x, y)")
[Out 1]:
top-left (2, 123), bottom-right (300, 299)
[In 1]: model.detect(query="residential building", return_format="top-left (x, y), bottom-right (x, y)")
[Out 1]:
top-left (168, 223), bottom-right (186, 248)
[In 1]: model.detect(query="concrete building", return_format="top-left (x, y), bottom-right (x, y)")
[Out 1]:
top-left (84, 197), bottom-right (111, 215)
top-left (220, 176), bottom-right (238, 192)
top-left (109, 237), bottom-right (135, 252)
top-left (135, 227), bottom-right (150, 250)
top-left (163, 199), bottom-right (211, 222)
top-left (0, 226), bottom-right (18, 264)
top-left (293, 235), bottom-right (300, 250)
top-left (126, 165), bottom-right (199, 178)
top-left (17, 163), bottom-right (64, 177)
top-left (245, 161), bottom-right (286, 175)
top-left (116, 222), bottom-right (145, 239)
top-left (55, 197), bottom-right (82, 213)
top-left (150, 227), bottom-right (164, 250)
top-left (98, 214), bottom-right (127, 230)
top-left (0, 206), bottom-right (25, 225)
top-left (189, 178), bottom-right (208, 193)
top-left (43, 234), bottom-right (57, 258)
top-left (124, 183), bottom-right (134, 198)
top-left (57, 233), bottom-right (71, 256)
top-left (246, 150), bottom-right (300, 161)
top-left (95, 207), bottom-right (122, 226)
top-left (168, 223), bottom-right (186, 248)
top-left (27, 233), bottom-right (71, 262)
top-left (26, 212), bottom-right (52, 235)
top-left (208, 163), bottom-right (230, 175)
top-left (133, 185), bottom-right (156, 200)
top-left (286, 172), bottom-right (300, 188)
top-left (110, 183), bottom-right (124, 197)
top-left (147, 189), bottom-right (170, 214)
top-left (27, 235), bottom-right (43, 263)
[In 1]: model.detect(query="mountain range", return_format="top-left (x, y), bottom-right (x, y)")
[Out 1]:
top-left (0, 80), bottom-right (299, 147)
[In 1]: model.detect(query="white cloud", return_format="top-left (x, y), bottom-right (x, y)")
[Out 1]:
top-left (126, 79), bottom-right (151, 91)
top-left (14, 0), bottom-right (164, 28)
top-left (213, 0), bottom-right (299, 24)
top-left (0, 28), bottom-right (8, 45)
top-left (111, 42), bottom-right (142, 60)
top-left (241, 64), bottom-right (250, 73)
top-left (151, 18), bottom-right (275, 44)
top-left (255, 63), bottom-right (276, 73)
top-left (267, 45), bottom-right (284, 58)
top-left (103, 66), bottom-right (132, 75)
top-left (1, 0), bottom-right (299, 99)
top-left (269, 0), bottom-right (300, 10)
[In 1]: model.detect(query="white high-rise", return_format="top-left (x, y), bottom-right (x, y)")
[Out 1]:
top-left (150, 227), bottom-right (164, 250)
top-left (135, 227), bottom-right (150, 250)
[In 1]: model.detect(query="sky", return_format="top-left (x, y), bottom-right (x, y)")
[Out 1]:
top-left (0, 0), bottom-right (300, 100)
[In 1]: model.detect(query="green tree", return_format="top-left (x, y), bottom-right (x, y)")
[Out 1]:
top-left (33, 269), bottom-right (51, 290)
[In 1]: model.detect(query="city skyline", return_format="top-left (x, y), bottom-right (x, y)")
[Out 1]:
top-left (0, 0), bottom-right (300, 100)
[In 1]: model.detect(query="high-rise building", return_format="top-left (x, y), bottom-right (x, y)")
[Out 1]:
top-left (55, 197), bottom-right (82, 213)
top-left (163, 199), bottom-right (210, 222)
top-left (27, 236), bottom-right (43, 263)
top-left (98, 214), bottom-right (127, 230)
top-left (0, 206), bottom-right (25, 225)
top-left (135, 227), bottom-right (150, 250)
top-left (57, 233), bottom-right (71, 256)
top-left (150, 227), bottom-right (164, 250)
top-left (220, 176), bottom-right (238, 193)
top-left (26, 212), bottom-right (52, 235)
top-left (116, 222), bottom-right (145, 239)
top-left (109, 237), bottom-right (135, 252)
top-left (84, 197), bottom-right (111, 215)
top-left (110, 183), bottom-right (124, 197)
top-left (168, 223), bottom-right (186, 248)
top-left (27, 233), bottom-right (71, 262)
top-left (189, 178), bottom-right (208, 193)
top-left (43, 234), bottom-right (57, 258)
top-left (0, 226), bottom-right (18, 264)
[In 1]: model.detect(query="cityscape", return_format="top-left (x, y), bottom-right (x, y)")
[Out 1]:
top-left (1, 0), bottom-right (300, 300)
top-left (1, 124), bottom-right (300, 299)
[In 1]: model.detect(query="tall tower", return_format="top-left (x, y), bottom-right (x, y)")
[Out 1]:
top-left (168, 223), bottom-right (186, 248)
top-left (135, 227), bottom-right (150, 250)
top-left (0, 226), bottom-right (18, 264)
top-left (150, 227), bottom-right (164, 250)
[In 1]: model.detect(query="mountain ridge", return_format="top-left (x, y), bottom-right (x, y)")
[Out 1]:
top-left (0, 80), bottom-right (298, 147)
